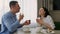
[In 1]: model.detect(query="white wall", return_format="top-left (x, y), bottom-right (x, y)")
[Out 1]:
top-left (0, 0), bottom-right (5, 24)
top-left (22, 0), bottom-right (37, 21)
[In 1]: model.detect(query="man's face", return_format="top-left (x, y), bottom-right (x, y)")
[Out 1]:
top-left (12, 3), bottom-right (20, 13)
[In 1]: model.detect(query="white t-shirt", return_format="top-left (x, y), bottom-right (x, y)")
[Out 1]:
top-left (41, 15), bottom-right (55, 29)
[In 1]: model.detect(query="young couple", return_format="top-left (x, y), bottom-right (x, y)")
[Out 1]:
top-left (0, 1), bottom-right (55, 34)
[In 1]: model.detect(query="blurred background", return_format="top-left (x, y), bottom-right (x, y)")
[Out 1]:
top-left (0, 0), bottom-right (60, 31)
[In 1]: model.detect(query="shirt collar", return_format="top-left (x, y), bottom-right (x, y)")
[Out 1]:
top-left (9, 11), bottom-right (16, 17)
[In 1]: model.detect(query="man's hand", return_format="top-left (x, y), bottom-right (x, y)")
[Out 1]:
top-left (23, 20), bottom-right (30, 25)
top-left (18, 14), bottom-right (24, 22)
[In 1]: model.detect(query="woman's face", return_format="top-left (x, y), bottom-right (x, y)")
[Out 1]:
top-left (39, 8), bottom-right (45, 16)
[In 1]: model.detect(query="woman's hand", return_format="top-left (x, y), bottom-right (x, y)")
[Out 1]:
top-left (36, 18), bottom-right (52, 29)
top-left (36, 18), bottom-right (43, 25)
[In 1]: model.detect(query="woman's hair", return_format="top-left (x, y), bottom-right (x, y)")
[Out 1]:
top-left (40, 7), bottom-right (50, 17)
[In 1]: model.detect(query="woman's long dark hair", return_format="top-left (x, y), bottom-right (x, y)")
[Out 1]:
top-left (40, 7), bottom-right (50, 17)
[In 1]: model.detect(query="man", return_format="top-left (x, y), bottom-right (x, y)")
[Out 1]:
top-left (0, 1), bottom-right (30, 34)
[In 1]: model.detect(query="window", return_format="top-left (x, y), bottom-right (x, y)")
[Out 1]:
top-left (53, 0), bottom-right (60, 10)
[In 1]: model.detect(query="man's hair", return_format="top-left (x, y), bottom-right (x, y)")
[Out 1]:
top-left (9, 1), bottom-right (18, 7)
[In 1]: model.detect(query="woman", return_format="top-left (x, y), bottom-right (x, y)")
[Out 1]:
top-left (36, 7), bottom-right (55, 33)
